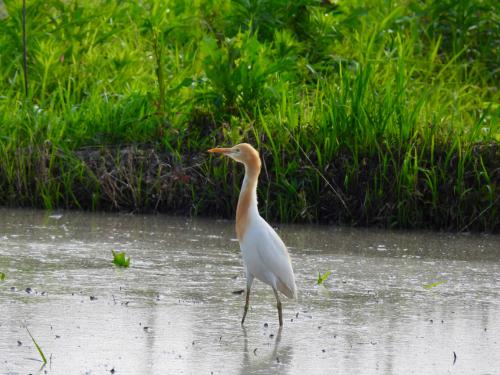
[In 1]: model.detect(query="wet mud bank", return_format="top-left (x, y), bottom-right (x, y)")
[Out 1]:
top-left (0, 142), bottom-right (498, 231)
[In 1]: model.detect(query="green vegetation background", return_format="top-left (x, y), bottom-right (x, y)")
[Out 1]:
top-left (0, 0), bottom-right (498, 231)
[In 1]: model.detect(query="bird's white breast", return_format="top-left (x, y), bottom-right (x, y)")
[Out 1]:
top-left (239, 216), bottom-right (296, 295)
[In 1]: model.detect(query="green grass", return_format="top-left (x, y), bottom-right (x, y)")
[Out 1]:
top-left (25, 326), bottom-right (47, 364)
top-left (0, 0), bottom-right (498, 231)
top-left (423, 280), bottom-right (448, 290)
top-left (112, 250), bottom-right (130, 268)
top-left (316, 271), bottom-right (331, 286)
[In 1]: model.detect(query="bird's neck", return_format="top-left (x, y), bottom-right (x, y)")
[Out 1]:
top-left (236, 162), bottom-right (260, 241)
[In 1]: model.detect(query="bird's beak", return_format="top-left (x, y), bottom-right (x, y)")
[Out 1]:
top-left (208, 147), bottom-right (232, 155)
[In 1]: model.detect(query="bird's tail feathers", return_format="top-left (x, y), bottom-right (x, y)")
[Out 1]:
top-left (278, 278), bottom-right (297, 299)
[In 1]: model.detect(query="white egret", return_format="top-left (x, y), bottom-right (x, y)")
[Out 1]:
top-left (208, 143), bottom-right (297, 327)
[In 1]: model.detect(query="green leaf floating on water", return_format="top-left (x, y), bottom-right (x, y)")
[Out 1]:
top-left (423, 280), bottom-right (447, 290)
top-left (112, 250), bottom-right (130, 268)
top-left (0, 272), bottom-right (5, 281)
top-left (317, 271), bottom-right (331, 285)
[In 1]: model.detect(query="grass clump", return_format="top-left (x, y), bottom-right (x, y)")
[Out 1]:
top-left (0, 0), bottom-right (498, 231)
top-left (316, 271), bottom-right (331, 286)
top-left (112, 250), bottom-right (130, 268)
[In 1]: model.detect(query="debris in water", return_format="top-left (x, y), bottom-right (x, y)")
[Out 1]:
top-left (17, 340), bottom-right (22, 346)
top-left (90, 296), bottom-right (97, 301)
top-left (264, 323), bottom-right (268, 328)
top-left (453, 351), bottom-right (457, 365)
top-left (110, 368), bottom-right (115, 374)
top-left (25, 287), bottom-right (32, 294)
top-left (253, 348), bottom-right (258, 355)
top-left (232, 289), bottom-right (244, 295)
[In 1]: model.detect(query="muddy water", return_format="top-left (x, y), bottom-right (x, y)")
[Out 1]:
top-left (0, 209), bottom-right (499, 375)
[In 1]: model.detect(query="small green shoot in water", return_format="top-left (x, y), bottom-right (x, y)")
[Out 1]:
top-left (423, 280), bottom-right (447, 290)
top-left (0, 272), bottom-right (5, 281)
top-left (317, 271), bottom-right (331, 286)
top-left (25, 327), bottom-right (47, 364)
top-left (112, 250), bottom-right (130, 268)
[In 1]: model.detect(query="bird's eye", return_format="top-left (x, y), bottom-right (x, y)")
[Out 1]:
top-left (235, 148), bottom-right (241, 153)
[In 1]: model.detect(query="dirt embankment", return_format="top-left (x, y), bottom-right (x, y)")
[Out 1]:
top-left (0, 143), bottom-right (499, 232)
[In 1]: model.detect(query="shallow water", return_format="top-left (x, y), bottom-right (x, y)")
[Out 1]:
top-left (0, 208), bottom-right (499, 375)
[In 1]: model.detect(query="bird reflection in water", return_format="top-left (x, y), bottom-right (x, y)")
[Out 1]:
top-left (239, 327), bottom-right (294, 374)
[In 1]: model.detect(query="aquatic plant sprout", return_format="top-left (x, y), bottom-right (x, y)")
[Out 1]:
top-left (317, 271), bottom-right (331, 286)
top-left (112, 250), bottom-right (130, 268)
top-left (423, 280), bottom-right (448, 290)
top-left (25, 326), bottom-right (47, 364)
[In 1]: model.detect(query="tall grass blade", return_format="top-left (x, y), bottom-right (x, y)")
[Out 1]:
top-left (22, 0), bottom-right (28, 96)
top-left (25, 327), bottom-right (47, 364)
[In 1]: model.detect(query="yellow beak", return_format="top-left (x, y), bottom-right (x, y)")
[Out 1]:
top-left (208, 147), bottom-right (232, 155)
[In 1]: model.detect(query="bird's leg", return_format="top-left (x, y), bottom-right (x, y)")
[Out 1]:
top-left (241, 275), bottom-right (253, 326)
top-left (241, 287), bottom-right (250, 325)
top-left (273, 288), bottom-right (283, 327)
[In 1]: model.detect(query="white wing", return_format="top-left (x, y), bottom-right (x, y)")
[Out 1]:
top-left (240, 217), bottom-right (297, 298)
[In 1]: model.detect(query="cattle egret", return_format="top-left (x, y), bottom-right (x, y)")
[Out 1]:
top-left (208, 143), bottom-right (297, 327)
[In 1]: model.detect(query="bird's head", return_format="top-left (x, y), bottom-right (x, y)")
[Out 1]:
top-left (208, 143), bottom-right (261, 169)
